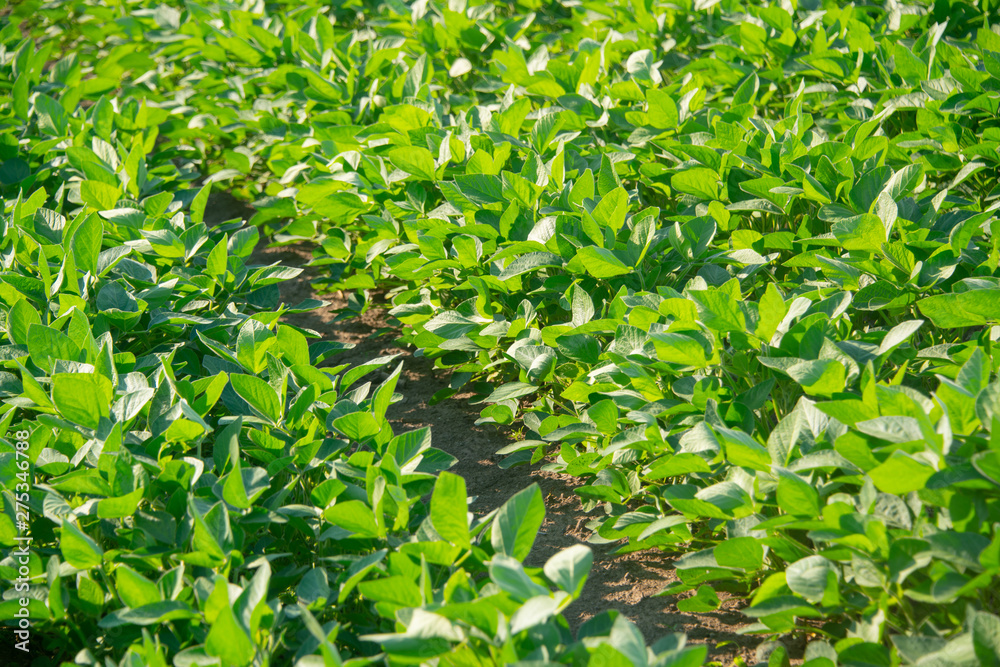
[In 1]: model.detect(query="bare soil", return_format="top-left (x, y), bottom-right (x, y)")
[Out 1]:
top-left (209, 194), bottom-right (764, 665)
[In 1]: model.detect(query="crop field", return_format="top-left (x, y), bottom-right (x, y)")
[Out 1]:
top-left (3, 0), bottom-right (1000, 665)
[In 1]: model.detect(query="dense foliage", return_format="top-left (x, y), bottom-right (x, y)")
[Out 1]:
top-left (3, 0), bottom-right (1000, 665)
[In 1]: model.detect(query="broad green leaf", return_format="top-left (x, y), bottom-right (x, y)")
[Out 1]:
top-left (489, 554), bottom-right (549, 601)
top-left (8, 299), bottom-right (40, 346)
top-left (714, 537), bottom-right (764, 570)
top-left (333, 412), bottom-right (381, 440)
top-left (206, 236), bottom-right (228, 278)
top-left (492, 484), bottom-right (545, 561)
top-left (52, 373), bottom-right (110, 429)
top-left (646, 88), bottom-right (678, 129)
top-left (829, 212), bottom-right (886, 251)
top-left (454, 174), bottom-right (504, 205)
top-left (325, 500), bottom-right (379, 537)
top-left (677, 585), bottom-right (720, 612)
top-left (390, 146), bottom-right (436, 181)
top-left (28, 325), bottom-right (81, 373)
top-left (431, 471), bottom-right (470, 548)
top-left (587, 399), bottom-right (619, 435)
top-left (230, 373), bottom-right (281, 423)
top-left (776, 469), bottom-right (821, 517)
top-left (485, 381), bottom-right (536, 403)
top-left (70, 214), bottom-right (103, 275)
top-left (80, 181), bottom-right (120, 210)
top-left (973, 611), bottom-right (1000, 666)
top-left (99, 601), bottom-right (198, 628)
top-left (235, 319), bottom-right (275, 374)
top-left (573, 246), bottom-right (631, 278)
top-left (498, 252), bottom-right (563, 281)
top-left (918, 290), bottom-right (1000, 328)
top-left (543, 544), bottom-right (593, 596)
top-left (756, 283), bottom-right (786, 343)
top-left (868, 451), bottom-right (935, 495)
top-left (671, 168), bottom-right (719, 200)
top-left (61, 521), bottom-right (103, 569)
top-left (116, 565), bottom-right (161, 609)
top-left (786, 556), bottom-right (837, 604)
top-left (276, 325), bottom-right (310, 367)
top-left (691, 290), bottom-right (746, 333)
top-left (97, 488), bottom-right (144, 519)
top-left (205, 604), bottom-right (255, 667)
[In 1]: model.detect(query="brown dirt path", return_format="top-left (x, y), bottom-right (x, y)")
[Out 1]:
top-left (209, 194), bottom-right (761, 664)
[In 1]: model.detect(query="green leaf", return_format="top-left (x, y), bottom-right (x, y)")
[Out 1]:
top-left (756, 283), bottom-right (786, 343)
top-left (717, 427), bottom-right (771, 472)
top-left (206, 235), bottom-right (228, 278)
top-left (332, 412), bottom-right (381, 441)
top-left (590, 186), bottom-right (628, 237)
top-left (574, 246), bottom-right (631, 278)
top-left (509, 595), bottom-right (561, 635)
top-left (877, 319), bottom-right (924, 356)
top-left (338, 549), bottom-right (387, 603)
top-left (714, 537), bottom-right (764, 570)
top-left (190, 183), bottom-right (211, 224)
top-left (222, 461), bottom-right (252, 510)
top-left (79, 181), bottom-right (120, 210)
top-left (598, 154), bottom-right (620, 196)
top-left (544, 544), bottom-right (593, 596)
top-left (28, 324), bottom-right (81, 373)
top-left (650, 332), bottom-right (708, 367)
top-left (189, 501), bottom-right (230, 563)
top-left (973, 611), bottom-right (1000, 667)
top-left (489, 554), bottom-right (549, 601)
top-left (70, 213), bottom-right (103, 275)
top-left (776, 469), bottom-right (821, 517)
top-left (454, 174), bottom-right (505, 205)
top-left (570, 283), bottom-right (595, 327)
top-left (691, 290), bottom-right (746, 333)
top-left (671, 167), bottom-right (719, 200)
top-left (785, 360), bottom-right (846, 398)
top-left (646, 88), bottom-right (678, 129)
top-left (99, 601), bottom-right (199, 628)
top-left (431, 471), bottom-right (470, 548)
top-left (831, 213), bottom-right (886, 251)
top-left (918, 290), bottom-right (1000, 328)
top-left (390, 146), bottom-right (436, 181)
top-left (229, 373), bottom-right (281, 424)
top-left (556, 334), bottom-right (601, 365)
top-left (498, 251), bottom-right (564, 281)
top-left (325, 500), bottom-right (379, 537)
top-left (61, 521), bottom-right (104, 569)
top-left (97, 488), bottom-right (144, 519)
top-left (52, 373), bottom-right (109, 429)
top-left (972, 451), bottom-right (1000, 487)
top-left (235, 319), bottom-right (275, 374)
top-left (485, 381), bottom-right (537, 403)
top-left (12, 73), bottom-right (28, 121)
top-left (276, 325), bottom-right (310, 367)
top-left (206, 604), bottom-right (255, 667)
top-left (35, 94), bottom-right (68, 136)
top-left (570, 169), bottom-right (595, 206)
top-left (587, 399), bottom-right (619, 435)
top-left (91, 96), bottom-right (114, 140)
top-left (7, 299), bottom-right (40, 346)
top-left (868, 451), bottom-right (935, 495)
top-left (358, 575), bottom-right (422, 608)
top-left (492, 484), bottom-right (545, 561)
top-left (786, 556), bottom-right (837, 603)
top-left (677, 585), bottom-right (720, 612)
top-left (116, 565), bottom-right (161, 609)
